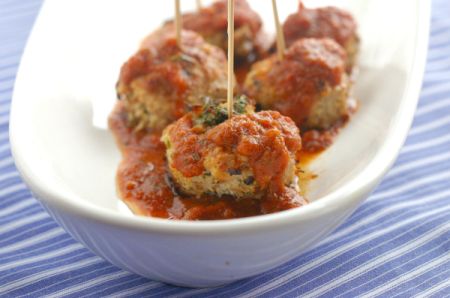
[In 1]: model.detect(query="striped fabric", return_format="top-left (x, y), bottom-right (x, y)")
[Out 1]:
top-left (1, 0), bottom-right (450, 297)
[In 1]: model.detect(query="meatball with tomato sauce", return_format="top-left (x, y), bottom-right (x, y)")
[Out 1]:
top-left (244, 38), bottom-right (351, 131)
top-left (283, 3), bottom-right (359, 72)
top-left (166, 0), bottom-right (266, 63)
top-left (161, 96), bottom-right (302, 199)
top-left (117, 27), bottom-right (231, 131)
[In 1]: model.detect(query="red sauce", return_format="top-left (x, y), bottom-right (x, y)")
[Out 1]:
top-left (245, 38), bottom-right (347, 130)
top-left (180, 0), bottom-right (262, 42)
top-left (118, 28), bottom-right (229, 127)
top-left (302, 128), bottom-right (338, 153)
top-left (110, 103), bottom-right (308, 220)
top-left (166, 111), bottom-right (302, 194)
top-left (166, 116), bottom-right (205, 178)
top-left (123, 29), bottom-right (204, 90)
top-left (273, 39), bottom-right (345, 129)
top-left (283, 3), bottom-right (357, 49)
top-left (207, 111), bottom-right (302, 193)
top-left (301, 94), bottom-right (357, 153)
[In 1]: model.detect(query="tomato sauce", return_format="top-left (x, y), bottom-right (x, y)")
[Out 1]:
top-left (109, 103), bottom-right (310, 220)
top-left (270, 39), bottom-right (346, 130)
top-left (301, 122), bottom-right (342, 153)
top-left (283, 3), bottom-right (357, 50)
top-left (180, 0), bottom-right (262, 39)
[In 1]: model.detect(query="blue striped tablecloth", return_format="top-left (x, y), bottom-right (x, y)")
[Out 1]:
top-left (1, 0), bottom-right (450, 297)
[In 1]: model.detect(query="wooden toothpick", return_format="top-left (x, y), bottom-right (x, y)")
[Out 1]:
top-left (272, 0), bottom-right (286, 60)
top-left (175, 0), bottom-right (182, 47)
top-left (227, 0), bottom-right (235, 119)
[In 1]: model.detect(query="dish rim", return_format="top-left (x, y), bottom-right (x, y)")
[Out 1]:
top-left (9, 0), bottom-right (430, 236)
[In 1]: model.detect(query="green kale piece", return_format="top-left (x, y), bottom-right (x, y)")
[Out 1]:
top-left (196, 95), bottom-right (250, 127)
top-left (233, 95), bottom-right (249, 114)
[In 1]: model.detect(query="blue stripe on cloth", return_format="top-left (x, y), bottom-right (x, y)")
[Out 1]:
top-left (0, 0), bottom-right (450, 297)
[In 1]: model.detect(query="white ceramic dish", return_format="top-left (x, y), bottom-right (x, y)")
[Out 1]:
top-left (10, 0), bottom-right (429, 287)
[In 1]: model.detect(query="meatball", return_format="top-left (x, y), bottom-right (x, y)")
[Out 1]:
top-left (117, 27), bottom-right (231, 131)
top-left (283, 2), bottom-right (359, 72)
top-left (244, 38), bottom-right (350, 130)
top-left (166, 0), bottom-right (266, 63)
top-left (161, 97), bottom-right (302, 198)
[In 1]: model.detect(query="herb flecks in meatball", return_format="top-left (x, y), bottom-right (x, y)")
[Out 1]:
top-left (161, 100), bottom-right (302, 199)
top-left (196, 95), bottom-right (254, 127)
top-left (117, 27), bottom-right (232, 131)
top-left (244, 38), bottom-right (350, 131)
top-left (283, 2), bottom-right (359, 72)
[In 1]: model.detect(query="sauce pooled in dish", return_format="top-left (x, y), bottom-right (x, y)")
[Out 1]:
top-left (109, 98), bottom-right (310, 220)
top-left (109, 2), bottom-right (359, 220)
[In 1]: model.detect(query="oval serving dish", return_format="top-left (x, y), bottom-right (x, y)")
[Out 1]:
top-left (10, 0), bottom-right (429, 287)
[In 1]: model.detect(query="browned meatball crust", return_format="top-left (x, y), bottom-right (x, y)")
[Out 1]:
top-left (162, 100), bottom-right (302, 198)
top-left (244, 38), bottom-right (351, 130)
top-left (117, 27), bottom-right (231, 131)
top-left (167, 0), bottom-right (266, 63)
top-left (283, 3), bottom-right (359, 72)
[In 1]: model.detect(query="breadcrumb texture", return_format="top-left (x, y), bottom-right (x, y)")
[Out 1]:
top-left (162, 109), bottom-right (302, 198)
top-left (117, 27), bottom-right (231, 131)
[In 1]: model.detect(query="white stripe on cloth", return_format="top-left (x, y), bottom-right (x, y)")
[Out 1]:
top-left (409, 116), bottom-right (450, 136)
top-left (0, 2), bottom-right (42, 18)
top-left (101, 282), bottom-right (163, 298)
top-left (187, 206), bottom-right (450, 298)
top-left (391, 267), bottom-right (450, 298)
top-left (0, 243), bottom-right (83, 271)
top-left (0, 199), bottom-right (35, 217)
top-left (336, 240), bottom-right (450, 298)
top-left (300, 226), bottom-right (450, 298)
top-left (415, 98), bottom-right (450, 117)
top-left (0, 142), bottom-right (11, 153)
top-left (401, 134), bottom-right (450, 154)
top-left (0, 258), bottom-right (103, 295)
top-left (428, 45), bottom-right (450, 60)
top-left (321, 188), bottom-right (450, 247)
top-left (0, 107), bottom-right (9, 115)
top-left (423, 71), bottom-right (450, 83)
top-left (427, 57), bottom-right (450, 71)
top-left (20, 265), bottom-right (125, 297)
top-left (0, 212), bottom-right (48, 235)
top-left (360, 252), bottom-right (450, 298)
top-left (429, 30), bottom-right (450, 46)
top-left (414, 276), bottom-right (450, 298)
top-left (0, 247), bottom-right (90, 283)
top-left (45, 271), bottom-right (133, 298)
top-left (0, 220), bottom-right (55, 246)
top-left (384, 153), bottom-right (450, 179)
top-left (0, 132), bottom-right (12, 141)
top-left (430, 20), bottom-right (450, 33)
top-left (373, 171), bottom-right (450, 202)
top-left (245, 219), bottom-right (450, 298)
top-left (0, 228), bottom-right (64, 255)
top-left (0, 156), bottom-right (14, 168)
top-left (0, 170), bottom-right (19, 181)
top-left (418, 85), bottom-right (450, 101)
